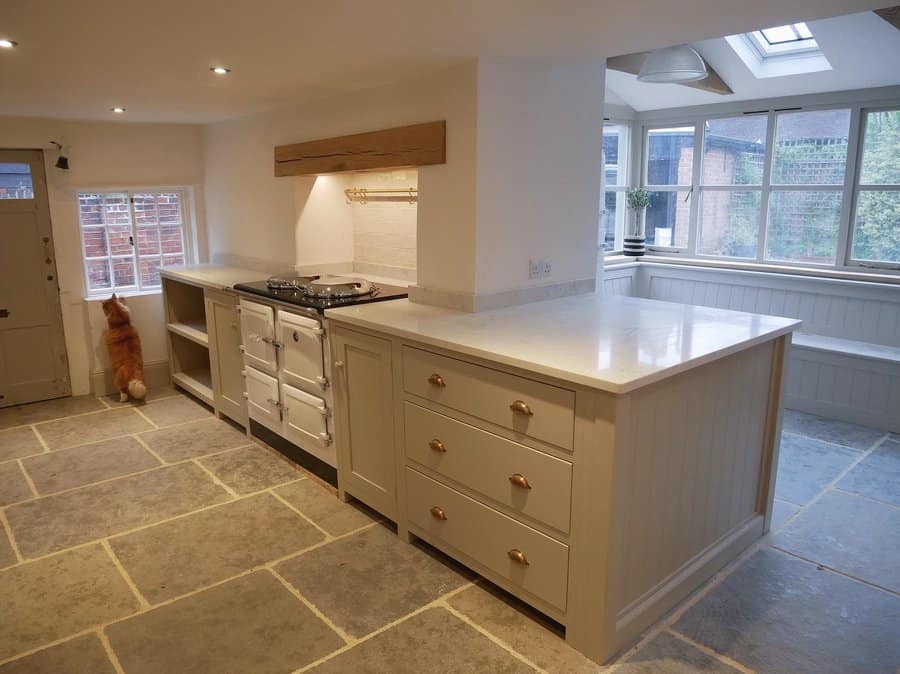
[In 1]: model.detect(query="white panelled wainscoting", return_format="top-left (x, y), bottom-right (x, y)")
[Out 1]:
top-left (604, 262), bottom-right (900, 433)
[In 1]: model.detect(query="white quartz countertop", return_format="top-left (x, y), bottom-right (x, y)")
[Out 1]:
top-left (325, 293), bottom-right (800, 394)
top-left (161, 264), bottom-right (270, 292)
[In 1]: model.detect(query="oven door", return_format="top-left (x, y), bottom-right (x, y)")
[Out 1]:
top-left (245, 366), bottom-right (281, 433)
top-left (281, 383), bottom-right (334, 466)
top-left (277, 310), bottom-right (327, 392)
top-left (240, 299), bottom-right (277, 374)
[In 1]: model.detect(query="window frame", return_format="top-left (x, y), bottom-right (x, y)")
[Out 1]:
top-left (601, 120), bottom-right (632, 253)
top-left (77, 187), bottom-right (194, 297)
top-left (629, 91), bottom-right (900, 277)
top-left (847, 105), bottom-right (900, 271)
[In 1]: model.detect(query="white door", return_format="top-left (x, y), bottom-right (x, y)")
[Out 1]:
top-left (239, 299), bottom-right (277, 374)
top-left (281, 383), bottom-right (334, 466)
top-left (245, 366), bottom-right (281, 433)
top-left (277, 310), bottom-right (326, 392)
top-left (0, 150), bottom-right (70, 407)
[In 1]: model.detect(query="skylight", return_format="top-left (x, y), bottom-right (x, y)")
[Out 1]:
top-left (747, 22), bottom-right (820, 58)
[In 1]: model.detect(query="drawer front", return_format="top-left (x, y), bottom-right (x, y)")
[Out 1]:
top-left (405, 402), bottom-right (572, 533)
top-left (402, 347), bottom-right (575, 450)
top-left (407, 468), bottom-right (569, 612)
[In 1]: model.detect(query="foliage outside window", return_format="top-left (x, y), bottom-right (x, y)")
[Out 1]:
top-left (78, 191), bottom-right (189, 295)
top-left (852, 109), bottom-right (900, 265)
top-left (601, 123), bottom-right (630, 252)
top-left (634, 101), bottom-right (899, 273)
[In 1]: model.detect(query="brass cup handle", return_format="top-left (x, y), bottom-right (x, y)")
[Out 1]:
top-left (430, 506), bottom-right (447, 521)
top-left (509, 400), bottom-right (533, 417)
top-left (509, 473), bottom-right (532, 489)
top-left (428, 373), bottom-right (446, 388)
top-left (507, 548), bottom-right (529, 565)
top-left (429, 438), bottom-right (447, 453)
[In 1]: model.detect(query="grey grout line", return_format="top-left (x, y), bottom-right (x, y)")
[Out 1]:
top-left (768, 545), bottom-right (900, 599)
top-left (97, 629), bottom-right (126, 674)
top-left (269, 568), bottom-right (356, 645)
top-left (291, 582), bottom-right (477, 674)
top-left (267, 483), bottom-right (336, 540)
top-left (781, 428), bottom-right (887, 453)
top-left (97, 396), bottom-right (115, 409)
top-left (830, 486), bottom-right (900, 511)
top-left (663, 628), bottom-right (756, 674)
top-left (30, 424), bottom-right (51, 452)
top-left (101, 539), bottom-right (151, 609)
top-left (16, 458), bottom-right (39, 498)
top-left (130, 406), bottom-right (158, 429)
top-left (441, 600), bottom-right (547, 673)
top-left (0, 508), bottom-right (24, 564)
top-left (129, 432), bottom-right (169, 466)
top-left (192, 457), bottom-right (240, 498)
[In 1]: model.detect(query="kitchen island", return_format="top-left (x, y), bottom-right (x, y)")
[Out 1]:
top-left (324, 293), bottom-right (799, 663)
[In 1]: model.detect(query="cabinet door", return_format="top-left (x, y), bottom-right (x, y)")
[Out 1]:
top-left (282, 383), bottom-right (335, 467)
top-left (205, 290), bottom-right (247, 427)
top-left (277, 310), bottom-right (326, 392)
top-left (245, 366), bottom-right (281, 433)
top-left (331, 326), bottom-right (396, 519)
top-left (239, 299), bottom-right (277, 374)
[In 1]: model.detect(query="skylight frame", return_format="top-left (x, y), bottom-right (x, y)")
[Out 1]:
top-left (747, 23), bottom-right (820, 59)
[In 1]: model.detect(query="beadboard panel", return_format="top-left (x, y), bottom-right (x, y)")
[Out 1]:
top-left (786, 345), bottom-right (900, 433)
top-left (641, 265), bottom-right (900, 348)
top-left (603, 267), bottom-right (637, 297)
top-left (610, 340), bottom-right (773, 615)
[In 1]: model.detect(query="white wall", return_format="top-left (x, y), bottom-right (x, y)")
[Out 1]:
top-left (349, 170), bottom-right (418, 277)
top-left (203, 62), bottom-right (478, 293)
top-left (474, 60), bottom-right (606, 297)
top-left (0, 116), bottom-right (205, 395)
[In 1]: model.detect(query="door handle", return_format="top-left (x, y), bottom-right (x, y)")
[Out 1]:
top-left (262, 336), bottom-right (283, 348)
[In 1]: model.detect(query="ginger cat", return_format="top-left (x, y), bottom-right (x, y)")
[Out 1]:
top-left (102, 294), bottom-right (147, 402)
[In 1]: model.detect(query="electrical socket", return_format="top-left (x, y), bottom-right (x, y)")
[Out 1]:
top-left (528, 258), bottom-right (542, 280)
top-left (541, 258), bottom-right (552, 278)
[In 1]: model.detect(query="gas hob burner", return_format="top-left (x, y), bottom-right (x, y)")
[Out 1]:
top-left (304, 275), bottom-right (375, 299)
top-left (265, 274), bottom-right (319, 291)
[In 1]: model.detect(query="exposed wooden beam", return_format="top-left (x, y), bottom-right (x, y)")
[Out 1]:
top-left (274, 121), bottom-right (446, 177)
top-left (606, 51), bottom-right (733, 96)
top-left (875, 5), bottom-right (900, 31)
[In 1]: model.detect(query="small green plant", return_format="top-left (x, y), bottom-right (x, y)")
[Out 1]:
top-left (626, 188), bottom-right (650, 211)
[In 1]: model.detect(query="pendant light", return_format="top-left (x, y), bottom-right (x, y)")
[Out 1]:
top-left (638, 45), bottom-right (708, 83)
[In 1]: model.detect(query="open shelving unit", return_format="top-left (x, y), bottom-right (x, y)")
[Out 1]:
top-left (163, 278), bottom-right (213, 405)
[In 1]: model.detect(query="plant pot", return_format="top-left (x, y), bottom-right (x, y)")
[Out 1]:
top-left (624, 209), bottom-right (646, 257)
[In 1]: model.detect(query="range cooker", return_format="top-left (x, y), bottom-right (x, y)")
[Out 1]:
top-left (234, 274), bottom-right (407, 484)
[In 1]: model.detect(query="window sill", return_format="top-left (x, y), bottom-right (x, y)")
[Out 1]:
top-left (608, 254), bottom-right (900, 286)
top-left (84, 288), bottom-right (162, 301)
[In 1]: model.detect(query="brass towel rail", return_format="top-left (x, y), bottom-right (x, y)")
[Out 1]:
top-left (344, 187), bottom-right (417, 204)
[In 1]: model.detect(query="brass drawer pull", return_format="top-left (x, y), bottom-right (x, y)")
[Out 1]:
top-left (507, 549), bottom-right (529, 565)
top-left (430, 506), bottom-right (447, 521)
top-left (428, 373), bottom-right (446, 388)
top-left (509, 400), bottom-right (533, 416)
top-left (429, 438), bottom-right (447, 453)
top-left (509, 473), bottom-right (532, 489)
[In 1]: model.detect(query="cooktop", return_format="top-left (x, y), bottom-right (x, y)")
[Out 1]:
top-left (233, 279), bottom-right (408, 312)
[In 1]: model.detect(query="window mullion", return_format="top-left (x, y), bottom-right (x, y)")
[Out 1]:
top-left (687, 120), bottom-right (704, 256)
top-left (838, 105), bottom-right (864, 266)
top-left (758, 111), bottom-right (778, 262)
top-left (127, 191), bottom-right (142, 292)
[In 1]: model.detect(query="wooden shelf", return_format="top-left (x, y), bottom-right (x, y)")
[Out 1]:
top-left (172, 368), bottom-right (213, 405)
top-left (168, 321), bottom-right (209, 348)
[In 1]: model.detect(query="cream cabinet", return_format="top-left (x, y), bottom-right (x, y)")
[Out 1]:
top-left (330, 325), bottom-right (397, 520)
top-left (162, 274), bottom-right (248, 428)
top-left (325, 315), bottom-right (791, 665)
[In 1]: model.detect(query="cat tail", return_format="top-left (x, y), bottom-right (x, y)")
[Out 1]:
top-left (127, 379), bottom-right (147, 400)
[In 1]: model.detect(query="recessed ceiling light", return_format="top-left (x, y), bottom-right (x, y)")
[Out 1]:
top-left (0, 39), bottom-right (18, 49)
top-left (210, 66), bottom-right (230, 75)
top-left (110, 106), bottom-right (126, 114)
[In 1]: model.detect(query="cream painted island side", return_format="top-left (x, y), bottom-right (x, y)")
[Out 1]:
top-left (325, 294), bottom-right (799, 664)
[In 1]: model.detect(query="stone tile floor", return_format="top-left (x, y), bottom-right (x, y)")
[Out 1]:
top-left (0, 390), bottom-right (897, 673)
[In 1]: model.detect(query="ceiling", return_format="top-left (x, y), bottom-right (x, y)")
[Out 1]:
top-left (0, 0), bottom-right (891, 123)
top-left (606, 10), bottom-right (900, 111)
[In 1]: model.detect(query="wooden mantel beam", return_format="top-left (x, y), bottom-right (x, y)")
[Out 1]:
top-left (274, 121), bottom-right (446, 177)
